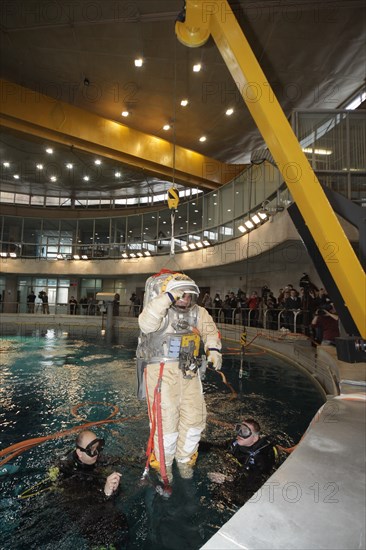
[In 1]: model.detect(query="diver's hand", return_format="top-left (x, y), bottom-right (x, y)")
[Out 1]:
top-left (208, 472), bottom-right (233, 484)
top-left (207, 348), bottom-right (222, 371)
top-left (104, 472), bottom-right (121, 496)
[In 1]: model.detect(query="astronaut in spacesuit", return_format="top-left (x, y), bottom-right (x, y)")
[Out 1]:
top-left (137, 270), bottom-right (222, 482)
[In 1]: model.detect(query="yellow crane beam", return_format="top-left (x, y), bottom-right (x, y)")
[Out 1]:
top-left (176, 0), bottom-right (365, 338)
top-left (0, 79), bottom-right (242, 191)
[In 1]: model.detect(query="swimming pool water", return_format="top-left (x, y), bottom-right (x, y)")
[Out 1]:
top-left (0, 332), bottom-right (324, 549)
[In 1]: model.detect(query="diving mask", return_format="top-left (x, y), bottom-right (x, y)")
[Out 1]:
top-left (76, 437), bottom-right (105, 457)
top-left (235, 423), bottom-right (258, 439)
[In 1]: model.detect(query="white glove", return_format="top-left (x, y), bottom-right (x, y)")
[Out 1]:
top-left (207, 348), bottom-right (222, 371)
top-left (165, 279), bottom-right (183, 302)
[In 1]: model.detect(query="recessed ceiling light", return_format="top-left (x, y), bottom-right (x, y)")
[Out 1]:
top-left (83, 176), bottom-right (89, 181)
top-left (115, 172), bottom-right (121, 178)
top-left (180, 99), bottom-right (189, 107)
top-left (3, 162), bottom-right (10, 167)
top-left (50, 176), bottom-right (57, 182)
top-left (199, 136), bottom-right (206, 142)
top-left (121, 111), bottom-right (129, 117)
top-left (13, 174), bottom-right (20, 179)
top-left (66, 163), bottom-right (73, 169)
top-left (163, 124), bottom-right (171, 131)
top-left (134, 58), bottom-right (143, 67)
top-left (94, 159), bottom-right (101, 165)
top-left (193, 63), bottom-right (201, 72)
top-left (46, 148), bottom-right (53, 154)
top-left (238, 225), bottom-right (247, 233)
top-left (226, 108), bottom-right (234, 116)
top-left (36, 164), bottom-right (43, 170)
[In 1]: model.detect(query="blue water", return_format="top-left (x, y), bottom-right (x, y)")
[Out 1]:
top-left (0, 332), bottom-right (324, 549)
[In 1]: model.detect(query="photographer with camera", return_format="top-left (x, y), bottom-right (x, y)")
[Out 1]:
top-left (311, 302), bottom-right (340, 345)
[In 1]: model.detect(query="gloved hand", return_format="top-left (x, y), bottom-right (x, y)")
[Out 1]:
top-left (164, 279), bottom-right (185, 302)
top-left (207, 348), bottom-right (222, 371)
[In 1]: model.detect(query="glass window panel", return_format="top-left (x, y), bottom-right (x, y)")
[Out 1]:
top-left (204, 192), bottom-right (219, 227)
top-left (174, 203), bottom-right (188, 238)
top-left (141, 211), bottom-right (158, 251)
top-left (219, 183), bottom-right (234, 224)
top-left (94, 219), bottom-right (110, 257)
top-left (0, 192), bottom-right (15, 203)
top-left (30, 195), bottom-right (44, 206)
top-left (45, 196), bottom-right (61, 206)
top-left (187, 196), bottom-right (203, 234)
top-left (14, 194), bottom-right (29, 205)
top-left (78, 219), bottom-right (94, 257)
top-left (126, 214), bottom-right (142, 249)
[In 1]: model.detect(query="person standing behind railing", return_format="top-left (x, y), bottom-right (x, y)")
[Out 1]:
top-left (212, 293), bottom-right (222, 322)
top-left (27, 289), bottom-right (36, 313)
top-left (247, 291), bottom-right (260, 327)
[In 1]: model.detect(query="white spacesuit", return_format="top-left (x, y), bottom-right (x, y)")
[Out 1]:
top-left (137, 270), bottom-right (222, 481)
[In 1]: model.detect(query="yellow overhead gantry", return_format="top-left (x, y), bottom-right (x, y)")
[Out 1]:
top-left (176, 0), bottom-right (365, 338)
top-left (0, 79), bottom-right (243, 192)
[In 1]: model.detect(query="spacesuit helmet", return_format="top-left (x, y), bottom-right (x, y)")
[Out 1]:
top-left (163, 273), bottom-right (199, 311)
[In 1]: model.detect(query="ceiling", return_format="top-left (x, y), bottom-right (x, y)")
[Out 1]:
top-left (0, 0), bottom-right (365, 200)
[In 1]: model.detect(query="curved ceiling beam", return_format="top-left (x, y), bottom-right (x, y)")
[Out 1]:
top-left (0, 79), bottom-right (244, 191)
top-left (176, 0), bottom-right (365, 337)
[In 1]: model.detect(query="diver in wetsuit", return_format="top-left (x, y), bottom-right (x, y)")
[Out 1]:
top-left (55, 430), bottom-right (128, 549)
top-left (203, 418), bottom-right (278, 506)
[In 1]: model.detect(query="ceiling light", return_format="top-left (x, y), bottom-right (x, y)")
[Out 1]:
top-left (73, 254), bottom-right (80, 260)
top-left (9, 252), bottom-right (17, 258)
top-left (238, 225), bottom-right (247, 233)
top-left (180, 99), bottom-right (189, 107)
top-left (136, 252), bottom-right (143, 257)
top-left (302, 147), bottom-right (332, 155)
top-left (122, 253), bottom-right (128, 258)
top-left (258, 211), bottom-right (268, 220)
top-left (46, 148), bottom-right (53, 154)
top-left (226, 108), bottom-right (234, 116)
top-left (13, 174), bottom-right (20, 179)
top-left (188, 243), bottom-right (196, 250)
top-left (202, 240), bottom-right (210, 246)
top-left (251, 214), bottom-right (261, 224)
top-left (81, 255), bottom-right (88, 259)
top-left (199, 136), bottom-right (207, 142)
top-left (144, 251), bottom-right (151, 256)
top-left (56, 253), bottom-right (63, 260)
top-left (182, 245), bottom-right (189, 251)
top-left (193, 63), bottom-right (201, 72)
top-left (134, 58), bottom-right (143, 67)
top-left (36, 164), bottom-right (43, 170)
top-left (0, 252), bottom-right (7, 257)
top-left (50, 176), bottom-right (57, 182)
top-left (129, 252), bottom-right (136, 258)
top-left (196, 241), bottom-right (203, 248)
top-left (94, 159), bottom-right (101, 165)
top-left (121, 111), bottom-right (129, 117)
top-left (66, 163), bottom-right (73, 169)
top-left (244, 220), bottom-right (254, 229)
top-left (115, 172), bottom-right (121, 178)
top-left (83, 176), bottom-right (89, 181)
top-left (163, 124), bottom-right (171, 131)
top-left (3, 162), bottom-right (10, 167)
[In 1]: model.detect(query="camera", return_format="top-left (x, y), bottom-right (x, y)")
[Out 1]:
top-left (299, 273), bottom-right (318, 293)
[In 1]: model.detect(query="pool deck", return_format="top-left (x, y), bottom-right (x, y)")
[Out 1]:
top-left (202, 343), bottom-right (366, 550)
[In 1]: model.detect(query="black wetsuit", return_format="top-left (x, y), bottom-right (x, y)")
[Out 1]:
top-left (200, 436), bottom-right (278, 507)
top-left (55, 451), bottom-right (129, 548)
top-left (228, 436), bottom-right (277, 473)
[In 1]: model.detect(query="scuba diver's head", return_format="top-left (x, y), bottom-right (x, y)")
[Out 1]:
top-left (76, 430), bottom-right (105, 464)
top-left (235, 418), bottom-right (260, 446)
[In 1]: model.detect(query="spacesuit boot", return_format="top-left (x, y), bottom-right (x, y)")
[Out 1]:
top-left (177, 461), bottom-right (194, 479)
